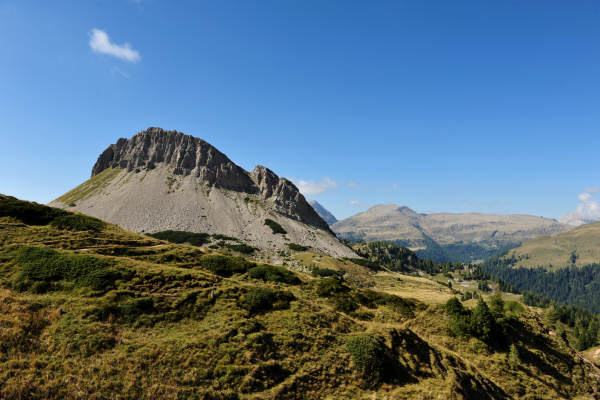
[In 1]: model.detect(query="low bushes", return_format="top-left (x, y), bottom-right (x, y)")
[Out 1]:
top-left (225, 243), bottom-right (257, 254)
top-left (212, 234), bottom-right (238, 241)
top-left (264, 219), bottom-right (286, 234)
top-left (50, 214), bottom-right (104, 232)
top-left (334, 296), bottom-right (359, 313)
top-left (309, 266), bottom-right (340, 277)
top-left (239, 288), bottom-right (295, 314)
top-left (197, 254), bottom-right (255, 277)
top-left (248, 265), bottom-right (300, 284)
top-left (316, 276), bottom-right (350, 297)
top-left (149, 230), bottom-right (210, 246)
top-left (0, 195), bottom-right (68, 225)
top-left (346, 334), bottom-right (390, 382)
top-left (11, 246), bottom-right (119, 291)
top-left (287, 243), bottom-right (309, 252)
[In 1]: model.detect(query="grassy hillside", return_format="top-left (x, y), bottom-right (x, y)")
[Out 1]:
top-left (502, 222), bottom-right (600, 269)
top-left (482, 223), bottom-right (600, 313)
top-left (0, 195), bottom-right (598, 399)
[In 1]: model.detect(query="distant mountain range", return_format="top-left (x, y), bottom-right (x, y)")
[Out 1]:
top-left (308, 200), bottom-right (337, 225)
top-left (49, 128), bottom-right (355, 260)
top-left (332, 204), bottom-right (572, 262)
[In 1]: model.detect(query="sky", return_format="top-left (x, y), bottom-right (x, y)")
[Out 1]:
top-left (1, 0), bottom-right (599, 221)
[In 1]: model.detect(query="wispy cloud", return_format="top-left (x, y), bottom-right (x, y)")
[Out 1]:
top-left (559, 187), bottom-right (600, 226)
top-left (346, 181), bottom-right (358, 188)
top-left (89, 28), bottom-right (141, 62)
top-left (391, 183), bottom-right (399, 191)
top-left (110, 66), bottom-right (130, 79)
top-left (295, 177), bottom-right (337, 196)
top-left (348, 200), bottom-right (368, 208)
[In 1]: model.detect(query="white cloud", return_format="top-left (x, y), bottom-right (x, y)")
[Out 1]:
top-left (346, 181), bottom-right (358, 188)
top-left (559, 187), bottom-right (600, 226)
top-left (295, 177), bottom-right (337, 196)
top-left (89, 28), bottom-right (141, 62)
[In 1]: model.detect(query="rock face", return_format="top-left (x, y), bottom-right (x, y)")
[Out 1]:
top-left (332, 204), bottom-right (572, 262)
top-left (50, 127), bottom-right (353, 259)
top-left (308, 200), bottom-right (338, 225)
top-left (92, 128), bottom-right (254, 192)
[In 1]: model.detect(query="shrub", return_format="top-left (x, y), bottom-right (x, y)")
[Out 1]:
top-left (264, 219), bottom-right (286, 234)
top-left (0, 195), bottom-right (68, 225)
top-left (346, 334), bottom-right (389, 381)
top-left (12, 246), bottom-right (119, 291)
top-left (50, 214), bottom-right (104, 232)
top-left (197, 255), bottom-right (255, 277)
top-left (287, 243), bottom-right (309, 251)
top-left (212, 234), bottom-right (239, 241)
top-left (149, 230), bottom-right (210, 246)
top-left (225, 243), bottom-right (257, 254)
top-left (345, 258), bottom-right (382, 271)
top-left (334, 295), bottom-right (359, 313)
top-left (239, 288), bottom-right (294, 314)
top-left (316, 276), bottom-right (350, 297)
top-left (248, 265), bottom-right (300, 284)
top-left (309, 266), bottom-right (340, 277)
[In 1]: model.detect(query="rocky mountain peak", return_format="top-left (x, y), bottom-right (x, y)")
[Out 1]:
top-left (88, 127), bottom-right (330, 232)
top-left (92, 127), bottom-right (255, 192)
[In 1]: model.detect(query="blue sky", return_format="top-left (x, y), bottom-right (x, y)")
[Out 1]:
top-left (1, 0), bottom-right (599, 220)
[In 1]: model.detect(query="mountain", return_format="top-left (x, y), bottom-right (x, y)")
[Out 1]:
top-left (49, 128), bottom-right (355, 259)
top-left (332, 204), bottom-right (572, 263)
top-left (308, 200), bottom-right (337, 225)
top-left (2, 194), bottom-right (599, 399)
top-left (498, 221), bottom-right (600, 270)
